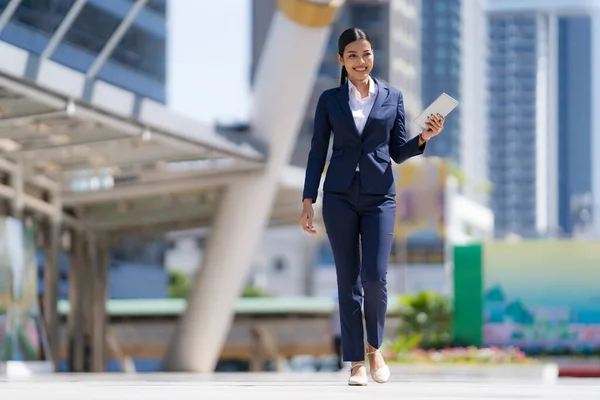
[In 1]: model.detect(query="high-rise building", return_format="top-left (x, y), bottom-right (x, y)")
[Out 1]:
top-left (0, 0), bottom-right (167, 103)
top-left (421, 0), bottom-right (488, 204)
top-left (387, 0), bottom-right (422, 122)
top-left (252, 0), bottom-right (422, 167)
top-left (421, 0), bottom-right (462, 162)
top-left (486, 0), bottom-right (600, 238)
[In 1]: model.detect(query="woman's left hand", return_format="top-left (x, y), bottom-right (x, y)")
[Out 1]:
top-left (422, 113), bottom-right (445, 140)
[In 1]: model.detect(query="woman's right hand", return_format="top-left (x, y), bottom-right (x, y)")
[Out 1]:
top-left (299, 200), bottom-right (317, 235)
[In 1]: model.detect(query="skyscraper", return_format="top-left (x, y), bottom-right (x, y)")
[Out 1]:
top-left (252, 0), bottom-right (422, 167)
top-left (421, 0), bottom-right (488, 204)
top-left (421, 0), bottom-right (462, 162)
top-left (486, 0), bottom-right (600, 238)
top-left (0, 0), bottom-right (167, 103)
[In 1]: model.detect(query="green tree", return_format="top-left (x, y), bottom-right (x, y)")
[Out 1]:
top-left (167, 271), bottom-right (271, 299)
top-left (397, 291), bottom-right (453, 349)
top-left (241, 285), bottom-right (270, 298)
top-left (168, 270), bottom-right (189, 299)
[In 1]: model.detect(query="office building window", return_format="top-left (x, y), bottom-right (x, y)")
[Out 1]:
top-left (113, 25), bottom-right (166, 81)
top-left (63, 3), bottom-right (165, 81)
top-left (436, 48), bottom-right (446, 60)
top-left (10, 0), bottom-right (76, 37)
top-left (64, 3), bottom-right (121, 54)
top-left (273, 257), bottom-right (287, 273)
top-left (125, 0), bottom-right (166, 15)
top-left (146, 0), bottom-right (166, 15)
top-left (350, 4), bottom-right (381, 23)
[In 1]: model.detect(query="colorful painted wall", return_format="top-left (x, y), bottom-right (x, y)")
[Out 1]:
top-left (0, 217), bottom-right (44, 362)
top-left (454, 242), bottom-right (600, 353)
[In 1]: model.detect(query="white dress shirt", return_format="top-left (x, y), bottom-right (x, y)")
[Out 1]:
top-left (348, 76), bottom-right (378, 171)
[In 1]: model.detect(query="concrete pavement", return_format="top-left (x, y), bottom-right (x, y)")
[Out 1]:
top-left (1, 372), bottom-right (599, 399)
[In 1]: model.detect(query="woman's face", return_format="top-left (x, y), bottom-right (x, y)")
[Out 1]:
top-left (338, 39), bottom-right (374, 82)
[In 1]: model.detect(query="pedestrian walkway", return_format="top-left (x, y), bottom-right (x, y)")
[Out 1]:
top-left (1, 373), bottom-right (599, 399)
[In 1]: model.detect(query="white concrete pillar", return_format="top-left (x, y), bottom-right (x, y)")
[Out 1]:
top-left (163, 0), bottom-right (344, 372)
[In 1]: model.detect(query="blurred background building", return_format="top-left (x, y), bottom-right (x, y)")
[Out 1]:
top-left (2, 0), bottom-right (600, 375)
top-left (421, 0), bottom-right (488, 206)
top-left (8, 0), bottom-right (598, 302)
top-left (486, 0), bottom-right (600, 239)
top-left (0, 0), bottom-right (169, 300)
top-left (0, 0), bottom-right (167, 102)
top-left (3, 0), bottom-right (599, 294)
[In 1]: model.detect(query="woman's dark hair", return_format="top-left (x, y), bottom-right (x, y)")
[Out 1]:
top-left (337, 28), bottom-right (372, 86)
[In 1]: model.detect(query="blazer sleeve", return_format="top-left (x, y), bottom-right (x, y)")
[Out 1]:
top-left (302, 91), bottom-right (332, 203)
top-left (389, 90), bottom-right (425, 164)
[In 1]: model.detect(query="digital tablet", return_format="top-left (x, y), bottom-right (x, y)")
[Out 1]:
top-left (413, 93), bottom-right (459, 128)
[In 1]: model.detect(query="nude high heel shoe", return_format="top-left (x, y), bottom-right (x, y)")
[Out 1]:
top-left (367, 349), bottom-right (390, 384)
top-left (348, 364), bottom-right (368, 386)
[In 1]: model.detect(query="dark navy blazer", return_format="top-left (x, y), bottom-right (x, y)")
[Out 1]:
top-left (302, 77), bottom-right (425, 203)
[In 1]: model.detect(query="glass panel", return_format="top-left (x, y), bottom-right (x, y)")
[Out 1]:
top-left (112, 25), bottom-right (166, 80)
top-left (12, 0), bottom-right (76, 36)
top-left (63, 2), bottom-right (121, 54)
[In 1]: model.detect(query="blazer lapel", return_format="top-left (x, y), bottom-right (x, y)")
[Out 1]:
top-left (335, 84), bottom-right (360, 137)
top-left (362, 78), bottom-right (389, 135)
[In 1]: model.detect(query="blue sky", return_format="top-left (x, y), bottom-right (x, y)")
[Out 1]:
top-left (167, 0), bottom-right (251, 123)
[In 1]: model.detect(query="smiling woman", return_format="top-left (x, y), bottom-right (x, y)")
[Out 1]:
top-left (300, 26), bottom-right (446, 386)
top-left (337, 28), bottom-right (373, 86)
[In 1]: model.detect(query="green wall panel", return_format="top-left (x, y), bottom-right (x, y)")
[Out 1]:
top-left (452, 244), bottom-right (483, 346)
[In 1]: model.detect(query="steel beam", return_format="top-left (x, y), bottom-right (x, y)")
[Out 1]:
top-left (106, 200), bottom-right (306, 241)
top-left (20, 137), bottom-right (184, 163)
top-left (0, 110), bottom-right (68, 128)
top-left (49, 155), bottom-right (221, 187)
top-left (82, 202), bottom-right (215, 231)
top-left (71, 107), bottom-right (244, 159)
top-left (0, 157), bottom-right (61, 193)
top-left (86, 0), bottom-right (149, 79)
top-left (62, 168), bottom-right (260, 205)
top-left (87, 232), bottom-right (108, 372)
top-left (40, 0), bottom-right (87, 60)
top-left (0, 76), bottom-right (68, 110)
top-left (10, 134), bottom-right (129, 155)
top-left (43, 218), bottom-right (61, 370)
top-left (124, 161), bottom-right (255, 184)
top-left (109, 216), bottom-right (214, 242)
top-left (0, 182), bottom-right (81, 229)
top-left (11, 156), bottom-right (23, 217)
top-left (0, 74), bottom-right (265, 162)
top-left (83, 191), bottom-right (301, 230)
top-left (0, 0), bottom-right (22, 34)
top-left (0, 157), bottom-right (16, 173)
top-left (67, 229), bottom-right (86, 372)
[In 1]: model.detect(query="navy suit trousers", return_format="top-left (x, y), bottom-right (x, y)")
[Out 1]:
top-left (322, 172), bottom-right (396, 361)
